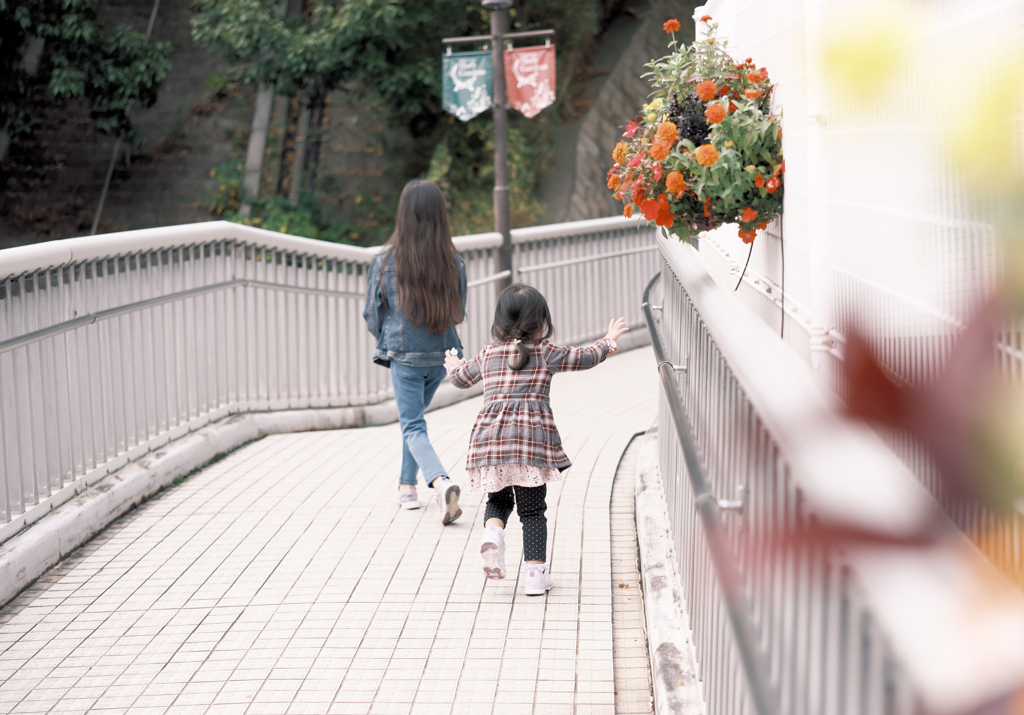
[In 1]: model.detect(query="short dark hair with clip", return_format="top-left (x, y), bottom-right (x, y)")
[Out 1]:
top-left (491, 284), bottom-right (554, 371)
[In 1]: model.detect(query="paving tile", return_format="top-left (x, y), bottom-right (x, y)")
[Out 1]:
top-left (0, 348), bottom-right (657, 713)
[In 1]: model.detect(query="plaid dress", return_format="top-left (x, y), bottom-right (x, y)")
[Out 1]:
top-left (447, 338), bottom-right (616, 489)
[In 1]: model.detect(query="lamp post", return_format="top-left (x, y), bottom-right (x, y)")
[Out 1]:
top-left (482, 0), bottom-right (514, 291)
top-left (442, 5), bottom-right (553, 294)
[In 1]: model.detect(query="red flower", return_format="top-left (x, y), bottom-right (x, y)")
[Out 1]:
top-left (641, 198), bottom-right (660, 221)
top-left (663, 18), bottom-right (681, 33)
top-left (775, 161), bottom-right (786, 175)
top-left (740, 207), bottom-right (758, 223)
top-left (624, 119), bottom-right (640, 138)
top-left (695, 81), bottom-right (718, 102)
top-left (652, 163), bottom-right (663, 181)
top-left (623, 204), bottom-right (633, 218)
top-left (656, 207), bottom-right (675, 228)
top-left (633, 187), bottom-right (646, 205)
top-left (717, 85), bottom-right (730, 96)
top-left (703, 197), bottom-right (711, 218)
top-left (704, 103), bottom-right (727, 124)
top-left (747, 70), bottom-right (764, 83)
top-left (754, 174), bottom-right (764, 188)
top-left (728, 101), bottom-right (739, 113)
top-left (757, 222), bottom-right (768, 230)
top-left (700, 14), bottom-right (712, 22)
top-left (766, 176), bottom-right (780, 193)
top-left (739, 228), bottom-right (756, 244)
top-left (665, 170), bottom-right (686, 194)
top-left (629, 153), bottom-right (642, 167)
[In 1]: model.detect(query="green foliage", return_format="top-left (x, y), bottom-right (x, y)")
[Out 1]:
top-left (0, 0), bottom-right (172, 147)
top-left (431, 115), bottom-right (548, 235)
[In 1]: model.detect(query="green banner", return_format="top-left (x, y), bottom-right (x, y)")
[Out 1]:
top-left (442, 50), bottom-right (493, 122)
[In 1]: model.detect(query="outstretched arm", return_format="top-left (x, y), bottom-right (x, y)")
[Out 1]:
top-left (544, 318), bottom-right (628, 373)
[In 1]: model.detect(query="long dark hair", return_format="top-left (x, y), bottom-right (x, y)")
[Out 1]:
top-left (492, 284), bottom-right (554, 371)
top-left (386, 180), bottom-right (463, 334)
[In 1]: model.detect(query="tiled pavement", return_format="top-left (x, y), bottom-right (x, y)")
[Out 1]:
top-left (0, 346), bottom-right (658, 715)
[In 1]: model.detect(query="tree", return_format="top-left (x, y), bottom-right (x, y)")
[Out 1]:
top-left (0, 0), bottom-right (172, 150)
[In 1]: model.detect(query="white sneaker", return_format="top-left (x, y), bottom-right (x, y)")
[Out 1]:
top-left (433, 478), bottom-right (462, 525)
top-left (396, 488), bottom-right (420, 510)
top-left (480, 526), bottom-right (506, 579)
top-left (524, 563), bottom-right (553, 596)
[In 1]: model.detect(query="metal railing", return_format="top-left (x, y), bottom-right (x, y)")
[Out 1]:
top-left (649, 233), bottom-right (1024, 715)
top-left (0, 216), bottom-right (658, 541)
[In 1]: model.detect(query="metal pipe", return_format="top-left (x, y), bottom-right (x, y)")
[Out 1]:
top-left (517, 245), bottom-right (658, 274)
top-left (467, 269), bottom-right (511, 288)
top-left (642, 271), bottom-right (778, 715)
top-left (441, 29), bottom-right (554, 44)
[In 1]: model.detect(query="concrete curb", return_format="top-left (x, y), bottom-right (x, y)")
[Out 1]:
top-left (635, 425), bottom-right (705, 715)
top-left (0, 379), bottom-right (481, 608)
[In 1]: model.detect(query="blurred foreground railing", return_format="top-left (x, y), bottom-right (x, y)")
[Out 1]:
top-left (649, 233), bottom-right (1024, 715)
top-left (0, 216), bottom-right (657, 541)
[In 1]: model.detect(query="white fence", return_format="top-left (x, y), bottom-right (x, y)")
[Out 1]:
top-left (690, 1), bottom-right (1024, 586)
top-left (0, 216), bottom-right (658, 542)
top-left (650, 234), bottom-right (1024, 715)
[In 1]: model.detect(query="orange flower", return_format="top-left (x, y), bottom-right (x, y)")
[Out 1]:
top-left (754, 174), bottom-right (764, 188)
top-left (717, 85), bottom-right (730, 96)
top-left (706, 38), bottom-right (715, 44)
top-left (745, 88), bottom-right (763, 99)
top-left (623, 204), bottom-right (633, 218)
top-left (700, 14), bottom-right (712, 22)
top-left (665, 170), bottom-right (686, 194)
top-left (704, 103), bottom-right (727, 124)
top-left (695, 144), bottom-right (719, 167)
top-left (695, 81), bottom-right (717, 102)
top-left (747, 70), bottom-right (764, 83)
top-left (656, 121), bottom-right (678, 144)
top-left (740, 207), bottom-right (758, 223)
top-left (756, 222), bottom-right (768, 230)
top-left (649, 140), bottom-right (671, 162)
top-left (766, 176), bottom-right (780, 193)
top-left (663, 18), bottom-right (681, 33)
top-left (739, 228), bottom-right (756, 244)
top-left (612, 141), bottom-right (629, 164)
top-left (729, 101), bottom-right (739, 113)
top-left (607, 174), bottom-right (622, 191)
top-left (775, 160), bottom-right (786, 175)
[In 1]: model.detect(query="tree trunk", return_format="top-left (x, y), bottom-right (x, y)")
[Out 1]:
top-left (239, 85), bottom-right (275, 216)
top-left (288, 102), bottom-right (311, 205)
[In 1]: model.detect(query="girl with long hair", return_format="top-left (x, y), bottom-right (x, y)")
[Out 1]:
top-left (363, 180), bottom-right (464, 523)
top-left (445, 284), bottom-right (628, 594)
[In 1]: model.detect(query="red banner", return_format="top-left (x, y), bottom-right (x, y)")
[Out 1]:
top-left (504, 45), bottom-right (556, 118)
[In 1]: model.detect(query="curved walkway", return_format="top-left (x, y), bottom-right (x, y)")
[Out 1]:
top-left (0, 347), bottom-right (657, 715)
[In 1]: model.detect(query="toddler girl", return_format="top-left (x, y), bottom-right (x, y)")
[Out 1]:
top-left (444, 284), bottom-right (628, 595)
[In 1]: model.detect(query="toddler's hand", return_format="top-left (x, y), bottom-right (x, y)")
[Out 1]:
top-left (444, 348), bottom-right (464, 370)
top-left (604, 317), bottom-right (629, 343)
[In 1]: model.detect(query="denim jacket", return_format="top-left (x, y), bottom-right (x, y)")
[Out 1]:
top-left (363, 249), bottom-right (467, 367)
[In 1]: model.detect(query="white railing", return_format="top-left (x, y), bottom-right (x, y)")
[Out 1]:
top-left (0, 216), bottom-right (659, 541)
top-left (690, 1), bottom-right (1024, 589)
top-left (650, 234), bottom-right (1024, 715)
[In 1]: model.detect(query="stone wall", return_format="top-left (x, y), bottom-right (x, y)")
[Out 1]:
top-left (564, 1), bottom-right (699, 222)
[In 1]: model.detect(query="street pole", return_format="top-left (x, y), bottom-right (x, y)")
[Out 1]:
top-left (484, 0), bottom-right (513, 292)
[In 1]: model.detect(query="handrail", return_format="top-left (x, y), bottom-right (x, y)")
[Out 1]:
top-left (641, 271), bottom-right (778, 715)
top-left (517, 244), bottom-right (658, 273)
top-left (0, 278), bottom-right (366, 355)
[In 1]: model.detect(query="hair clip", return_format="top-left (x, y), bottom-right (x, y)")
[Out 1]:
top-left (513, 339), bottom-right (521, 345)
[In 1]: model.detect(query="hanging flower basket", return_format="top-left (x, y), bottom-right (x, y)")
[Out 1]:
top-left (607, 15), bottom-right (785, 243)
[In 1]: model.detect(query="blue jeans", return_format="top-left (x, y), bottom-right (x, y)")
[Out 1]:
top-left (390, 362), bottom-right (448, 487)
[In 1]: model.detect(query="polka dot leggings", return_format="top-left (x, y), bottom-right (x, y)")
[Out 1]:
top-left (484, 485), bottom-right (547, 563)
